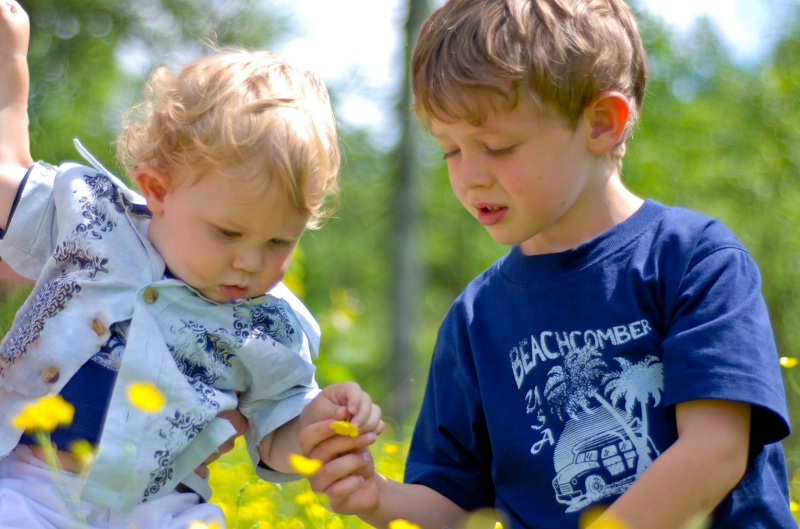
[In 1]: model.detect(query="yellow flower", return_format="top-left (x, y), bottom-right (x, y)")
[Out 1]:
top-left (307, 503), bottom-right (329, 520)
top-left (579, 506), bottom-right (630, 529)
top-left (331, 420), bottom-right (359, 437)
top-left (495, 524), bottom-right (503, 529)
top-left (69, 439), bottom-right (95, 468)
top-left (389, 520), bottom-right (422, 529)
top-left (790, 500), bottom-right (799, 512)
top-left (187, 521), bottom-right (223, 529)
top-left (12, 394), bottom-right (75, 433)
top-left (128, 382), bottom-right (166, 413)
top-left (779, 356), bottom-right (798, 368)
top-left (294, 490), bottom-right (318, 505)
top-left (382, 442), bottom-right (401, 455)
top-left (289, 453), bottom-right (323, 476)
top-left (589, 521), bottom-right (629, 529)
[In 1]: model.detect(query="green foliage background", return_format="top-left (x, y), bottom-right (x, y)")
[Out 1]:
top-left (3, 0), bottom-right (800, 526)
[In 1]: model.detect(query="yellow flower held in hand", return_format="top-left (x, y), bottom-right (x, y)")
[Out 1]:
top-left (289, 453), bottom-right (323, 476)
top-left (128, 381), bottom-right (166, 413)
top-left (12, 394), bottom-right (75, 433)
top-left (331, 420), bottom-right (359, 437)
top-left (389, 520), bottom-right (422, 529)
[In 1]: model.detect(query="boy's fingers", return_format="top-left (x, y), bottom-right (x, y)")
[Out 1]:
top-left (324, 381), bottom-right (364, 414)
top-left (363, 404), bottom-right (384, 434)
top-left (308, 451), bottom-right (371, 493)
top-left (298, 419), bottom-right (340, 455)
top-left (321, 474), bottom-right (368, 509)
top-left (304, 429), bottom-right (376, 464)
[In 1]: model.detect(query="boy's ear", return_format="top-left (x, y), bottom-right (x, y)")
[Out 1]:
top-left (585, 91), bottom-right (631, 155)
top-left (134, 166), bottom-right (171, 215)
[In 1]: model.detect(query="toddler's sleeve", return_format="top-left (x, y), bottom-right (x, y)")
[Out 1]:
top-left (0, 163), bottom-right (59, 280)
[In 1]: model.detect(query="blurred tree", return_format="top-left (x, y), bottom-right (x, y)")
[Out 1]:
top-left (627, 3), bottom-right (800, 467)
top-left (385, 0), bottom-right (430, 422)
top-left (23, 0), bottom-right (286, 175)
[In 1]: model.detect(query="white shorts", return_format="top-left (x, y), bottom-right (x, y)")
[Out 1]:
top-left (0, 445), bottom-right (226, 529)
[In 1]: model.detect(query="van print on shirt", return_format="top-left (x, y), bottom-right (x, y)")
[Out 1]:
top-left (512, 323), bottom-right (663, 513)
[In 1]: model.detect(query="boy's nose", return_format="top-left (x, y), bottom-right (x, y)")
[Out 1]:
top-left (453, 160), bottom-right (492, 189)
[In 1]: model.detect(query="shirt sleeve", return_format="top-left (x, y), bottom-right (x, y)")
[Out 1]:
top-left (404, 305), bottom-right (496, 512)
top-left (661, 222), bottom-right (790, 446)
top-left (0, 163), bottom-right (59, 279)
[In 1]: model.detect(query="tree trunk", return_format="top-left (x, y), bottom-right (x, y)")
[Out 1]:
top-left (388, 0), bottom-right (430, 423)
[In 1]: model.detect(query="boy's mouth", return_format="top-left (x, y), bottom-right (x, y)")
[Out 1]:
top-left (476, 205), bottom-right (507, 226)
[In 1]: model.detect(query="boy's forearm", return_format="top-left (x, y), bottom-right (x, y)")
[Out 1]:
top-left (359, 474), bottom-right (468, 529)
top-left (590, 400), bottom-right (750, 529)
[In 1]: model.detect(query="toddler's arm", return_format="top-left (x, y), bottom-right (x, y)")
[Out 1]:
top-left (590, 399), bottom-right (751, 529)
top-left (0, 0), bottom-right (33, 230)
top-left (258, 381), bottom-right (384, 474)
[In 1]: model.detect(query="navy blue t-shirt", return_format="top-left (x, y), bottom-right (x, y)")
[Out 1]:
top-left (405, 200), bottom-right (793, 528)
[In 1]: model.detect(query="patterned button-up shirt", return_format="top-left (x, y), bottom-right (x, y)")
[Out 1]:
top-left (0, 143), bottom-right (320, 511)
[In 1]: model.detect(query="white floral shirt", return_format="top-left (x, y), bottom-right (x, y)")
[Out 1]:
top-left (0, 142), bottom-right (320, 511)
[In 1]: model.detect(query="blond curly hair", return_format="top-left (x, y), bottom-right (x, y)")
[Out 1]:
top-left (117, 49), bottom-right (340, 228)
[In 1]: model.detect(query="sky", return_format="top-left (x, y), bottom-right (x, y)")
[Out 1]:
top-left (268, 0), bottom-right (782, 142)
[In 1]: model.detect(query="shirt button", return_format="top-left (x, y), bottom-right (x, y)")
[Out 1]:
top-left (143, 287), bottom-right (159, 304)
top-left (91, 318), bottom-right (106, 335)
top-left (42, 366), bottom-right (60, 384)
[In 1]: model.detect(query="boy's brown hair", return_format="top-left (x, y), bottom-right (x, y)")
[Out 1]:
top-left (118, 49), bottom-right (340, 228)
top-left (411, 0), bottom-right (647, 159)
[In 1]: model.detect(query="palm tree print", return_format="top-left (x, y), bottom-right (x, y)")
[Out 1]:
top-left (544, 345), bottom-right (662, 476)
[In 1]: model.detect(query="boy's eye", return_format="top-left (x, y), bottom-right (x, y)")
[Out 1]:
top-left (485, 145), bottom-right (515, 157)
top-left (442, 148), bottom-right (460, 160)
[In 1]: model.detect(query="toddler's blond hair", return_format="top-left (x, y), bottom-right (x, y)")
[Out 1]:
top-left (118, 49), bottom-right (340, 228)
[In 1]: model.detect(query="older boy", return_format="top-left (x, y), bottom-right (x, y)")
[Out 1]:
top-left (303, 0), bottom-right (794, 528)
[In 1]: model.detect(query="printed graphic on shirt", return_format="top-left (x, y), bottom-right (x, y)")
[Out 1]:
top-left (143, 302), bottom-right (301, 500)
top-left (510, 320), bottom-right (663, 513)
top-left (0, 171), bottom-right (137, 374)
top-left (92, 320), bottom-right (130, 372)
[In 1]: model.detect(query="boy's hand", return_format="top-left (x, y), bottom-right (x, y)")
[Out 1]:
top-left (0, 0), bottom-right (30, 58)
top-left (299, 417), bottom-right (381, 516)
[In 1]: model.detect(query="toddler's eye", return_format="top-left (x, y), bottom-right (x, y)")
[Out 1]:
top-left (216, 227), bottom-right (241, 239)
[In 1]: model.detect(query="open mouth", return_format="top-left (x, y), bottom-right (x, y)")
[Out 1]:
top-left (476, 205), bottom-right (507, 225)
top-left (219, 285), bottom-right (248, 300)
